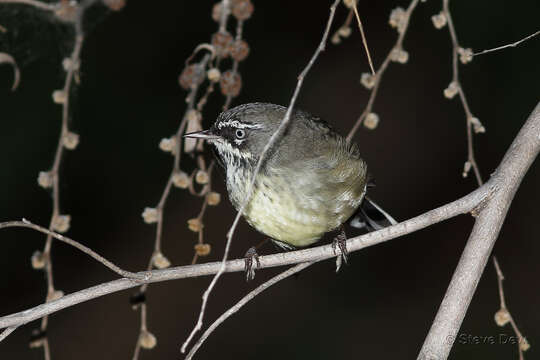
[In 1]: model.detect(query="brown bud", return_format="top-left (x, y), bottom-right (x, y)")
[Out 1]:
top-left (179, 64), bottom-right (205, 90)
top-left (230, 40), bottom-right (250, 62)
top-left (207, 192), bottom-right (221, 206)
top-left (187, 218), bottom-right (203, 232)
top-left (194, 243), bottom-right (211, 256)
top-left (103, 0), bottom-right (126, 11)
top-left (231, 0), bottom-right (254, 20)
top-left (220, 70), bottom-right (242, 97)
top-left (212, 31), bottom-right (234, 58)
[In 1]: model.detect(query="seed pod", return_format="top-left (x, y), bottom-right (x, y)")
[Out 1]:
top-left (220, 70), bottom-right (242, 97)
top-left (139, 330), bottom-right (157, 349)
top-left (211, 31), bottom-right (234, 58)
top-left (231, 0), bottom-right (254, 20)
top-left (179, 64), bottom-right (205, 90)
top-left (230, 40), bottom-right (250, 62)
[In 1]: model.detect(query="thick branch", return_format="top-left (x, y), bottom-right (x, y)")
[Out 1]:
top-left (418, 101), bottom-right (540, 359)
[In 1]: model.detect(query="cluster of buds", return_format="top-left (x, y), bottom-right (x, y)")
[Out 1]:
top-left (142, 207), bottom-right (159, 224)
top-left (230, 39), bottom-right (250, 61)
top-left (207, 68), bottom-right (221, 82)
top-left (37, 171), bottom-right (53, 189)
top-left (152, 252), bottom-right (171, 269)
top-left (331, 26), bottom-right (352, 45)
top-left (62, 131), bottom-right (80, 150)
top-left (159, 137), bottom-right (177, 154)
top-left (458, 47), bottom-right (473, 64)
top-left (220, 70), bottom-right (242, 96)
top-left (206, 191), bottom-right (221, 206)
top-left (52, 90), bottom-right (67, 104)
top-left (178, 63), bottom-right (206, 90)
top-left (62, 57), bottom-right (80, 72)
top-left (231, 0), bottom-right (254, 20)
top-left (194, 243), bottom-right (211, 256)
top-left (469, 116), bottom-right (485, 134)
top-left (431, 12), bottom-right (447, 29)
top-left (360, 72), bottom-right (376, 89)
top-left (390, 48), bottom-right (409, 64)
top-left (52, 214), bottom-right (71, 233)
top-left (31, 250), bottom-right (47, 269)
top-left (187, 218), bottom-right (203, 232)
top-left (103, 0), bottom-right (126, 11)
top-left (139, 330), bottom-right (157, 349)
top-left (195, 169), bottom-right (209, 184)
top-left (54, 0), bottom-right (77, 22)
top-left (172, 171), bottom-right (190, 189)
top-left (211, 31), bottom-right (234, 58)
top-left (389, 7), bottom-right (407, 33)
top-left (364, 112), bottom-right (379, 130)
top-left (443, 81), bottom-right (459, 99)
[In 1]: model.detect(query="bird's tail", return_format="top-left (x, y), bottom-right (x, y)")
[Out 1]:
top-left (349, 196), bottom-right (397, 231)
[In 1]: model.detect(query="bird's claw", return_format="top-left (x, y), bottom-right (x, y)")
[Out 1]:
top-left (244, 246), bottom-right (261, 282)
top-left (332, 231), bottom-right (348, 272)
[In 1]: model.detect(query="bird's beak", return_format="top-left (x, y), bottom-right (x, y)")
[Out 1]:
top-left (183, 129), bottom-right (220, 140)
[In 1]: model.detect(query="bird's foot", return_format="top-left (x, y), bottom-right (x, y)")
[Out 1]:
top-left (332, 229), bottom-right (348, 273)
top-left (244, 246), bottom-right (261, 282)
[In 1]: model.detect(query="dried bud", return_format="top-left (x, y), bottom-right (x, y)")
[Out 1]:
top-left (31, 251), bottom-right (46, 269)
top-left (443, 81), bottom-right (459, 99)
top-left (139, 330), bottom-right (157, 349)
top-left (62, 131), bottom-right (79, 150)
top-left (62, 57), bottom-right (80, 72)
top-left (103, 0), bottom-right (126, 11)
top-left (469, 116), bottom-right (485, 133)
top-left (142, 207), bottom-right (159, 224)
top-left (207, 68), bottom-right (221, 82)
top-left (331, 32), bottom-right (342, 45)
top-left (462, 161), bottom-right (471, 178)
top-left (179, 64), bottom-right (205, 90)
top-left (207, 191), bottom-right (221, 206)
top-left (52, 215), bottom-right (71, 233)
top-left (338, 26), bottom-right (352, 38)
top-left (152, 252), bottom-right (171, 269)
top-left (38, 171), bottom-right (53, 188)
top-left (342, 0), bottom-right (357, 8)
top-left (229, 39), bottom-right (250, 62)
top-left (194, 243), bottom-right (211, 256)
top-left (360, 72), bottom-right (376, 89)
top-left (54, 0), bottom-right (77, 22)
top-left (231, 0), bottom-right (254, 20)
top-left (390, 48), bottom-right (409, 64)
top-left (211, 31), bottom-right (234, 58)
top-left (212, 2), bottom-right (224, 22)
top-left (159, 137), bottom-right (177, 153)
top-left (364, 112), bottom-right (379, 130)
top-left (458, 47), bottom-right (473, 64)
top-left (520, 338), bottom-right (530, 352)
top-left (172, 171), bottom-right (190, 189)
top-left (52, 90), bottom-right (67, 104)
top-left (389, 7), bottom-right (407, 33)
top-left (47, 290), bottom-right (64, 302)
top-left (431, 12), bottom-right (447, 29)
top-left (494, 308), bottom-right (511, 326)
top-left (220, 70), bottom-right (242, 97)
top-left (187, 218), bottom-right (203, 232)
top-left (195, 170), bottom-right (209, 184)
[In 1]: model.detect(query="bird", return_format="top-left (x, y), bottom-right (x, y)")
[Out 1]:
top-left (185, 103), bottom-right (396, 279)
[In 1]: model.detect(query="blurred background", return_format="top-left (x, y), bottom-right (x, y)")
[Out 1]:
top-left (1, 0), bottom-right (539, 359)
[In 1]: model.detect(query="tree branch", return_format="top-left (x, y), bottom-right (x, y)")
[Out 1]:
top-left (418, 101), bottom-right (540, 359)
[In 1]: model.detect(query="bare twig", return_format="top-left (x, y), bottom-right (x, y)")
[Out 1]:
top-left (0, 0), bottom-right (56, 11)
top-left (185, 262), bottom-right (314, 359)
top-left (0, 220), bottom-right (144, 279)
top-left (0, 326), bottom-right (17, 342)
top-left (351, 0), bottom-right (375, 75)
top-left (0, 52), bottom-right (20, 90)
top-left (181, 0), bottom-right (342, 352)
top-left (473, 30), bottom-right (540, 57)
top-left (442, 0), bottom-right (483, 185)
top-left (418, 101), bottom-right (540, 359)
top-left (347, 0), bottom-right (420, 142)
top-left (493, 257), bottom-right (529, 360)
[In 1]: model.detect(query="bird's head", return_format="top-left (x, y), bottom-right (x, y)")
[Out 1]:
top-left (184, 103), bottom-right (287, 169)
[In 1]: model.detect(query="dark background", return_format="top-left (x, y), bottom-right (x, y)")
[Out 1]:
top-left (1, 0), bottom-right (539, 359)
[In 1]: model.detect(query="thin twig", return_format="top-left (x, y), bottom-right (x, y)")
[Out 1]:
top-left (443, 0), bottom-right (483, 185)
top-left (351, 0), bottom-right (375, 75)
top-left (0, 220), bottom-right (144, 279)
top-left (181, 0), bottom-right (342, 352)
top-left (347, 0), bottom-right (420, 142)
top-left (0, 326), bottom-right (17, 342)
top-left (185, 262), bottom-right (314, 359)
top-left (493, 257), bottom-right (528, 360)
top-left (473, 30), bottom-right (540, 57)
top-left (0, 0), bottom-right (56, 11)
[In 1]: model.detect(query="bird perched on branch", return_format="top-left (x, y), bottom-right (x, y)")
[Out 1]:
top-left (185, 103), bottom-right (395, 280)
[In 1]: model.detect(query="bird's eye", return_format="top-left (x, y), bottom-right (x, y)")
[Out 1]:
top-left (235, 129), bottom-right (246, 139)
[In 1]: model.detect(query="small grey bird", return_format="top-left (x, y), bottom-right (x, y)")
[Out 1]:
top-left (185, 103), bottom-right (395, 278)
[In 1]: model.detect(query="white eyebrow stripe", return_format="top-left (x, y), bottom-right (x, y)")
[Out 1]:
top-left (217, 120), bottom-right (263, 130)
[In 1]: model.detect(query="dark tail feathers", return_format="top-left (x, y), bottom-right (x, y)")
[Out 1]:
top-left (350, 196), bottom-right (397, 231)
